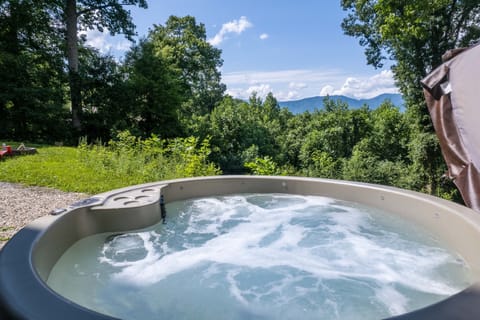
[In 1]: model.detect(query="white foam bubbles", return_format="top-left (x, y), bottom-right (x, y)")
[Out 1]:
top-left (47, 194), bottom-right (473, 319)
top-left (375, 285), bottom-right (409, 315)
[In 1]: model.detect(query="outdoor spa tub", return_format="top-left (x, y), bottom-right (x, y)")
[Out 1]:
top-left (2, 176), bottom-right (480, 319)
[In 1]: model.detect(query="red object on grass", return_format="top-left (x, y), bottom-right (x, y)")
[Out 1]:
top-left (0, 145), bottom-right (12, 158)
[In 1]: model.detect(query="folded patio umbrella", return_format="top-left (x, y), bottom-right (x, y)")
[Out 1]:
top-left (422, 43), bottom-right (480, 212)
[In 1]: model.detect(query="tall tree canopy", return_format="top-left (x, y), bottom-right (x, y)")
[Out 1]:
top-left (79, 46), bottom-right (129, 140)
top-left (341, 0), bottom-right (480, 127)
top-left (341, 0), bottom-right (480, 195)
top-left (148, 15), bottom-right (226, 133)
top-left (0, 0), bottom-right (67, 141)
top-left (64, 0), bottom-right (147, 132)
top-left (123, 38), bottom-right (184, 138)
top-left (122, 15), bottom-right (225, 138)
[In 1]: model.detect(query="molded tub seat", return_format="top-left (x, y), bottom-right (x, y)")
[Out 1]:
top-left (2, 176), bottom-right (480, 319)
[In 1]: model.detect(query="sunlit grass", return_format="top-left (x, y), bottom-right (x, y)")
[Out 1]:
top-left (0, 134), bottom-right (221, 194)
top-left (0, 146), bottom-right (108, 193)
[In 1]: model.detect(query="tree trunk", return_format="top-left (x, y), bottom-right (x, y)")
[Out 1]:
top-left (65, 0), bottom-right (82, 131)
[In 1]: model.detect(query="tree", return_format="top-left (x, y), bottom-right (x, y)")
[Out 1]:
top-left (343, 145), bottom-right (410, 187)
top-left (112, 15), bottom-right (225, 140)
top-left (78, 46), bottom-right (131, 141)
top-left (207, 95), bottom-right (283, 172)
top-left (262, 92), bottom-right (282, 121)
top-left (64, 0), bottom-right (147, 132)
top-left (341, 0), bottom-right (480, 195)
top-left (293, 98), bottom-right (371, 179)
top-left (280, 112), bottom-right (311, 168)
top-left (359, 101), bottom-right (409, 162)
top-left (148, 15), bottom-right (225, 133)
top-left (0, 0), bottom-right (68, 141)
top-left (123, 39), bottom-right (184, 138)
top-left (300, 98), bottom-right (370, 161)
top-left (342, 101), bottom-right (411, 187)
top-left (341, 1), bottom-right (480, 125)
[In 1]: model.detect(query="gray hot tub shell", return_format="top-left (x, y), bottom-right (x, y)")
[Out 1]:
top-left (2, 176), bottom-right (480, 319)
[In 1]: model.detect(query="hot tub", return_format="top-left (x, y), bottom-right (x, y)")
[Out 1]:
top-left (1, 176), bottom-right (480, 319)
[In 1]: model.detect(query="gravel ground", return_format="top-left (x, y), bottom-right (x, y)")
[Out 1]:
top-left (0, 182), bottom-right (88, 249)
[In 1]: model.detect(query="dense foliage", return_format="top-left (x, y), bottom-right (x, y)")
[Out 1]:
top-left (341, 0), bottom-right (480, 198)
top-left (2, 1), bottom-right (478, 202)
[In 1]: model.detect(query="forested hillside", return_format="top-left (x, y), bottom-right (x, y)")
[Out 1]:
top-left (1, 1), bottom-right (480, 202)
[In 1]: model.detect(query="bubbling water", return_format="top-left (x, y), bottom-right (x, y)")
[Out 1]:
top-left (47, 194), bottom-right (472, 319)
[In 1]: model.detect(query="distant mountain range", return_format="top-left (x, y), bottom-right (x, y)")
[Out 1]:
top-left (278, 93), bottom-right (404, 114)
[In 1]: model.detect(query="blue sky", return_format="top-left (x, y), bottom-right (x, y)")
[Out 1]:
top-left (85, 1), bottom-right (398, 101)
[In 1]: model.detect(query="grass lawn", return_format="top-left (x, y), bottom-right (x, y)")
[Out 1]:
top-left (0, 146), bottom-right (123, 194)
top-left (0, 136), bottom-right (221, 194)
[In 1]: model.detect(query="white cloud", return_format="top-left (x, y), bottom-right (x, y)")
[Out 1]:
top-left (227, 85), bottom-right (300, 101)
top-left (81, 29), bottom-right (131, 55)
top-left (289, 82), bottom-right (308, 90)
top-left (224, 69), bottom-right (398, 102)
top-left (320, 85), bottom-right (335, 96)
top-left (222, 69), bottom-right (345, 86)
top-left (276, 91), bottom-right (300, 101)
top-left (319, 70), bottom-right (398, 99)
top-left (226, 83), bottom-right (274, 100)
top-left (247, 84), bottom-right (272, 97)
top-left (259, 33), bottom-right (269, 40)
top-left (208, 16), bottom-right (253, 46)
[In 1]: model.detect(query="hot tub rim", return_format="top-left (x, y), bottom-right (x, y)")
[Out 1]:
top-left (1, 175), bottom-right (480, 320)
